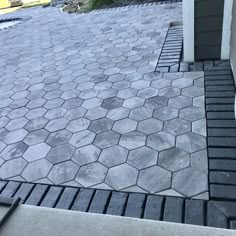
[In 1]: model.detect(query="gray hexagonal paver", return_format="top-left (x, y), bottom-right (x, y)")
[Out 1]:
top-left (151, 79), bottom-right (171, 89)
top-left (76, 162), bottom-right (107, 187)
top-left (24, 129), bottom-right (49, 146)
top-left (127, 147), bottom-right (158, 169)
top-left (89, 118), bottom-right (113, 133)
top-left (158, 148), bottom-right (190, 172)
top-left (153, 107), bottom-right (178, 121)
top-left (137, 118), bottom-right (163, 135)
top-left (129, 107), bottom-right (153, 121)
top-left (23, 143), bottom-right (51, 162)
top-left (21, 159), bottom-right (53, 182)
top-left (67, 118), bottom-right (91, 133)
top-left (117, 88), bottom-right (137, 99)
top-left (182, 86), bottom-right (204, 98)
top-left (147, 131), bottom-right (175, 151)
top-left (159, 87), bottom-right (181, 98)
top-left (48, 161), bottom-right (79, 184)
top-left (138, 166), bottom-right (171, 193)
top-left (176, 132), bottom-right (206, 153)
top-left (46, 130), bottom-right (72, 147)
top-left (137, 87), bottom-right (159, 99)
top-left (45, 118), bottom-right (69, 132)
top-left (168, 95), bottom-right (192, 109)
top-left (123, 97), bottom-right (144, 109)
top-left (191, 149), bottom-right (208, 174)
top-left (179, 106), bottom-right (205, 122)
top-left (106, 107), bottom-right (129, 121)
top-left (172, 167), bottom-right (208, 197)
top-left (192, 119), bottom-right (207, 136)
top-left (1, 142), bottom-right (28, 161)
top-left (82, 98), bottom-right (102, 109)
top-left (94, 130), bottom-right (120, 149)
top-left (64, 107), bottom-right (87, 120)
top-left (164, 118), bottom-right (191, 136)
top-left (172, 78), bottom-right (193, 88)
top-left (106, 164), bottom-right (138, 190)
top-left (145, 96), bottom-right (168, 109)
top-left (4, 129), bottom-right (28, 145)
top-left (24, 117), bottom-right (48, 132)
top-left (119, 131), bottom-right (146, 150)
top-left (69, 130), bottom-right (95, 148)
top-left (46, 144), bottom-right (75, 164)
top-left (113, 118), bottom-right (137, 134)
top-left (0, 158), bottom-right (27, 179)
top-left (85, 107), bottom-right (107, 120)
top-left (99, 145), bottom-right (128, 167)
top-left (6, 117), bottom-right (28, 131)
top-left (72, 145), bottom-right (100, 166)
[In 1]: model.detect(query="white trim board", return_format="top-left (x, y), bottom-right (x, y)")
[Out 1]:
top-left (221, 0), bottom-right (233, 59)
top-left (183, 0), bottom-right (195, 62)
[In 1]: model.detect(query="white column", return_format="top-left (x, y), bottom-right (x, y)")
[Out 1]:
top-left (221, 0), bottom-right (233, 59)
top-left (183, 0), bottom-right (195, 62)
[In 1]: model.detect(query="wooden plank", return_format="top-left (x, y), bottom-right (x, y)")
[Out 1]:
top-left (0, 181), bottom-right (21, 198)
top-left (40, 186), bottom-right (63, 208)
top-left (124, 193), bottom-right (146, 218)
top-left (88, 190), bottom-right (111, 214)
top-left (185, 200), bottom-right (205, 226)
top-left (25, 184), bottom-right (48, 206)
top-left (55, 187), bottom-right (78, 210)
top-left (144, 195), bottom-right (164, 220)
top-left (71, 189), bottom-right (95, 212)
top-left (12, 183), bottom-right (34, 203)
top-left (163, 197), bottom-right (184, 223)
top-left (207, 202), bottom-right (227, 228)
top-left (106, 191), bottom-right (128, 216)
top-left (0, 181), bottom-right (7, 193)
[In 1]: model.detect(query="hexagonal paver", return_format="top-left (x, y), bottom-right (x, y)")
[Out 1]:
top-left (164, 118), bottom-right (191, 136)
top-left (89, 118), bottom-right (113, 133)
top-left (24, 129), bottom-right (49, 146)
top-left (45, 118), bottom-right (69, 132)
top-left (176, 132), bottom-right (206, 153)
top-left (97, 88), bottom-right (118, 100)
top-left (182, 86), bottom-right (204, 98)
top-left (64, 107), bottom-right (86, 120)
top-left (192, 119), bottom-right (207, 136)
top-left (158, 148), bottom-right (190, 172)
top-left (4, 129), bottom-right (28, 144)
top-left (0, 158), bottom-right (27, 179)
top-left (113, 118), bottom-right (137, 134)
top-left (119, 131), bottom-right (146, 150)
top-left (172, 78), bottom-right (193, 88)
top-left (63, 98), bottom-right (83, 109)
top-left (123, 97), bottom-right (144, 109)
top-left (85, 107), bottom-right (107, 120)
top-left (48, 161), bottom-right (79, 184)
top-left (72, 144), bottom-right (100, 166)
top-left (21, 159), bottom-right (53, 182)
top-left (24, 117), bottom-right (48, 132)
top-left (138, 166), bottom-right (171, 193)
top-left (168, 95), bottom-right (192, 109)
top-left (76, 162), bottom-right (107, 187)
top-left (153, 107), bottom-right (178, 121)
top-left (44, 107), bottom-right (67, 120)
top-left (131, 80), bottom-right (150, 90)
top-left (23, 143), bottom-right (51, 162)
top-left (6, 117), bottom-right (28, 131)
top-left (193, 95), bottom-right (205, 108)
top-left (172, 167), bottom-right (208, 197)
top-left (46, 144), bottom-right (75, 164)
top-left (69, 130), bottom-right (95, 148)
top-left (159, 87), bottom-right (181, 98)
top-left (99, 145), bottom-right (128, 167)
top-left (129, 107), bottom-right (153, 121)
top-left (117, 88), bottom-right (137, 99)
top-left (127, 147), bottom-right (158, 169)
top-left (147, 131), bottom-right (175, 151)
top-left (82, 98), bottom-right (102, 109)
top-left (102, 97), bottom-right (124, 110)
top-left (191, 149), bottom-right (208, 174)
top-left (46, 130), bottom-right (72, 146)
top-left (179, 106), bottom-right (205, 121)
top-left (163, 72), bottom-right (183, 80)
top-left (106, 107), bottom-right (129, 121)
top-left (137, 87), bottom-right (159, 99)
top-left (44, 98), bottom-right (64, 109)
top-left (94, 130), bottom-right (120, 149)
top-left (151, 79), bottom-right (171, 89)
top-left (106, 164), bottom-right (138, 190)
top-left (137, 118), bottom-right (163, 135)
top-left (145, 96), bottom-right (168, 109)
top-left (1, 142), bottom-right (28, 161)
top-left (67, 118), bottom-right (91, 133)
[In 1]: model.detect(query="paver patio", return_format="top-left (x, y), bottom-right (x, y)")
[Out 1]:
top-left (0, 3), bottom-right (208, 198)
